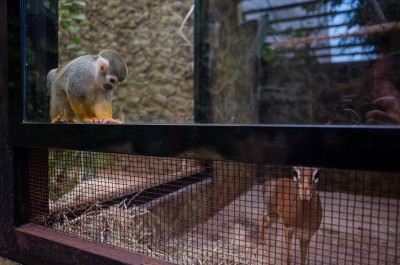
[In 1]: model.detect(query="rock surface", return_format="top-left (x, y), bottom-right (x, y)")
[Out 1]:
top-left (59, 0), bottom-right (195, 123)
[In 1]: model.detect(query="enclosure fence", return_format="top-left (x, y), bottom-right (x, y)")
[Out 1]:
top-left (28, 148), bottom-right (400, 265)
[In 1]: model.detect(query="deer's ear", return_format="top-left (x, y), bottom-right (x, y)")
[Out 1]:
top-left (292, 167), bottom-right (300, 182)
top-left (312, 169), bottom-right (320, 185)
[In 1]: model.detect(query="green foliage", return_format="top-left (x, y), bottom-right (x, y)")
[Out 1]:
top-left (58, 0), bottom-right (87, 57)
top-left (120, 106), bottom-right (126, 123)
top-left (260, 44), bottom-right (276, 62)
top-left (48, 149), bottom-right (117, 201)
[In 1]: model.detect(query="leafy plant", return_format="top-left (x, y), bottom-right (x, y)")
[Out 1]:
top-left (48, 149), bottom-right (117, 201)
top-left (58, 0), bottom-right (87, 57)
top-left (260, 44), bottom-right (276, 62)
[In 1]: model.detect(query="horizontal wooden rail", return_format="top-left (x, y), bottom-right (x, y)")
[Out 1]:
top-left (11, 123), bottom-right (400, 172)
top-left (15, 224), bottom-right (173, 265)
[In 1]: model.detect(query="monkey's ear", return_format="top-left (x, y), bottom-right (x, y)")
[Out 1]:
top-left (97, 56), bottom-right (109, 72)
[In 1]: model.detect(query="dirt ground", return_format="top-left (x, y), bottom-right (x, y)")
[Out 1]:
top-left (49, 155), bottom-right (202, 211)
top-left (179, 184), bottom-right (400, 265)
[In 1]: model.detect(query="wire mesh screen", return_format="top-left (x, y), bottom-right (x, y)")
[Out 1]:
top-left (28, 148), bottom-right (400, 264)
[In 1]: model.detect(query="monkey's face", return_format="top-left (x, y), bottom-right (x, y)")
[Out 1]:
top-left (96, 51), bottom-right (127, 91)
top-left (102, 74), bottom-right (119, 91)
top-left (98, 66), bottom-right (119, 91)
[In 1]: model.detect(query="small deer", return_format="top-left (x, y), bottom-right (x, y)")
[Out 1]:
top-left (260, 166), bottom-right (323, 265)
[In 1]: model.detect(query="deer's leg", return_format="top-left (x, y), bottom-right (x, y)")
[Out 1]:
top-left (283, 226), bottom-right (292, 265)
top-left (260, 213), bottom-right (271, 264)
top-left (259, 211), bottom-right (270, 243)
top-left (299, 239), bottom-right (310, 265)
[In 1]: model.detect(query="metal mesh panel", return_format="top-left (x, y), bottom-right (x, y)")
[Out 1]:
top-left (29, 148), bottom-right (400, 264)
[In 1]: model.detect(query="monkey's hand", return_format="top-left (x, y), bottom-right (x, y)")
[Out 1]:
top-left (87, 118), bottom-right (122, 124)
top-left (52, 115), bottom-right (67, 123)
top-left (51, 115), bottom-right (78, 123)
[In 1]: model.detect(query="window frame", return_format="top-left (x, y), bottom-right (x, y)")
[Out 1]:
top-left (2, 0), bottom-right (400, 264)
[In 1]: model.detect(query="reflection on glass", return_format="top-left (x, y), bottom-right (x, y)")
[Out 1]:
top-left (25, 0), bottom-right (400, 125)
top-left (24, 0), bottom-right (58, 122)
top-left (202, 0), bottom-right (400, 124)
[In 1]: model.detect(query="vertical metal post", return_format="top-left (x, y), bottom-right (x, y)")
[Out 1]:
top-left (28, 148), bottom-right (49, 223)
top-left (194, 0), bottom-right (211, 123)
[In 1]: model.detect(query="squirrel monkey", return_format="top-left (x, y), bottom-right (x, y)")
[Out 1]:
top-left (47, 50), bottom-right (128, 123)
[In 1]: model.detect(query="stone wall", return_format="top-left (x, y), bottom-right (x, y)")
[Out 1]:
top-left (59, 0), bottom-right (195, 123)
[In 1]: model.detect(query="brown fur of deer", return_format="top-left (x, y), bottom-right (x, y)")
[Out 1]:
top-left (260, 166), bottom-right (323, 265)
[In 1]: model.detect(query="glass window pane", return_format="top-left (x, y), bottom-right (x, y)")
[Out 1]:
top-left (25, 0), bottom-right (195, 123)
top-left (198, 0), bottom-right (400, 125)
top-left (24, 0), bottom-right (400, 125)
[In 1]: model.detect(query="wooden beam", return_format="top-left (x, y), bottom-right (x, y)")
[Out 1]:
top-left (15, 224), bottom-right (173, 265)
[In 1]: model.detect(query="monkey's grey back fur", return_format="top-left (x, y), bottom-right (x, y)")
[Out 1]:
top-left (46, 68), bottom-right (57, 92)
top-left (48, 54), bottom-right (98, 98)
top-left (46, 50), bottom-right (128, 94)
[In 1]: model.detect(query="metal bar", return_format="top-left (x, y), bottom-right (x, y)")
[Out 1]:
top-left (11, 123), bottom-right (400, 172)
top-left (28, 148), bottom-right (49, 222)
top-left (1, 0), bottom-right (22, 253)
top-left (270, 43), bottom-right (370, 54)
top-left (194, 0), bottom-right (211, 122)
top-left (242, 0), bottom-right (318, 15)
top-left (289, 43), bottom-right (366, 51)
top-left (277, 50), bottom-right (375, 58)
top-left (268, 9), bottom-right (357, 25)
top-left (0, 0), bottom-right (13, 250)
top-left (315, 51), bottom-right (376, 58)
top-left (13, 148), bottom-right (31, 227)
top-left (15, 224), bottom-right (174, 265)
top-left (271, 21), bottom-right (400, 48)
top-left (21, 0), bottom-right (27, 122)
top-left (270, 22), bottom-right (350, 36)
top-left (7, 0), bottom-right (23, 138)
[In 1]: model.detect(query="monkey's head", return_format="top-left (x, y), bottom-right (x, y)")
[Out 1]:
top-left (97, 50), bottom-right (128, 91)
